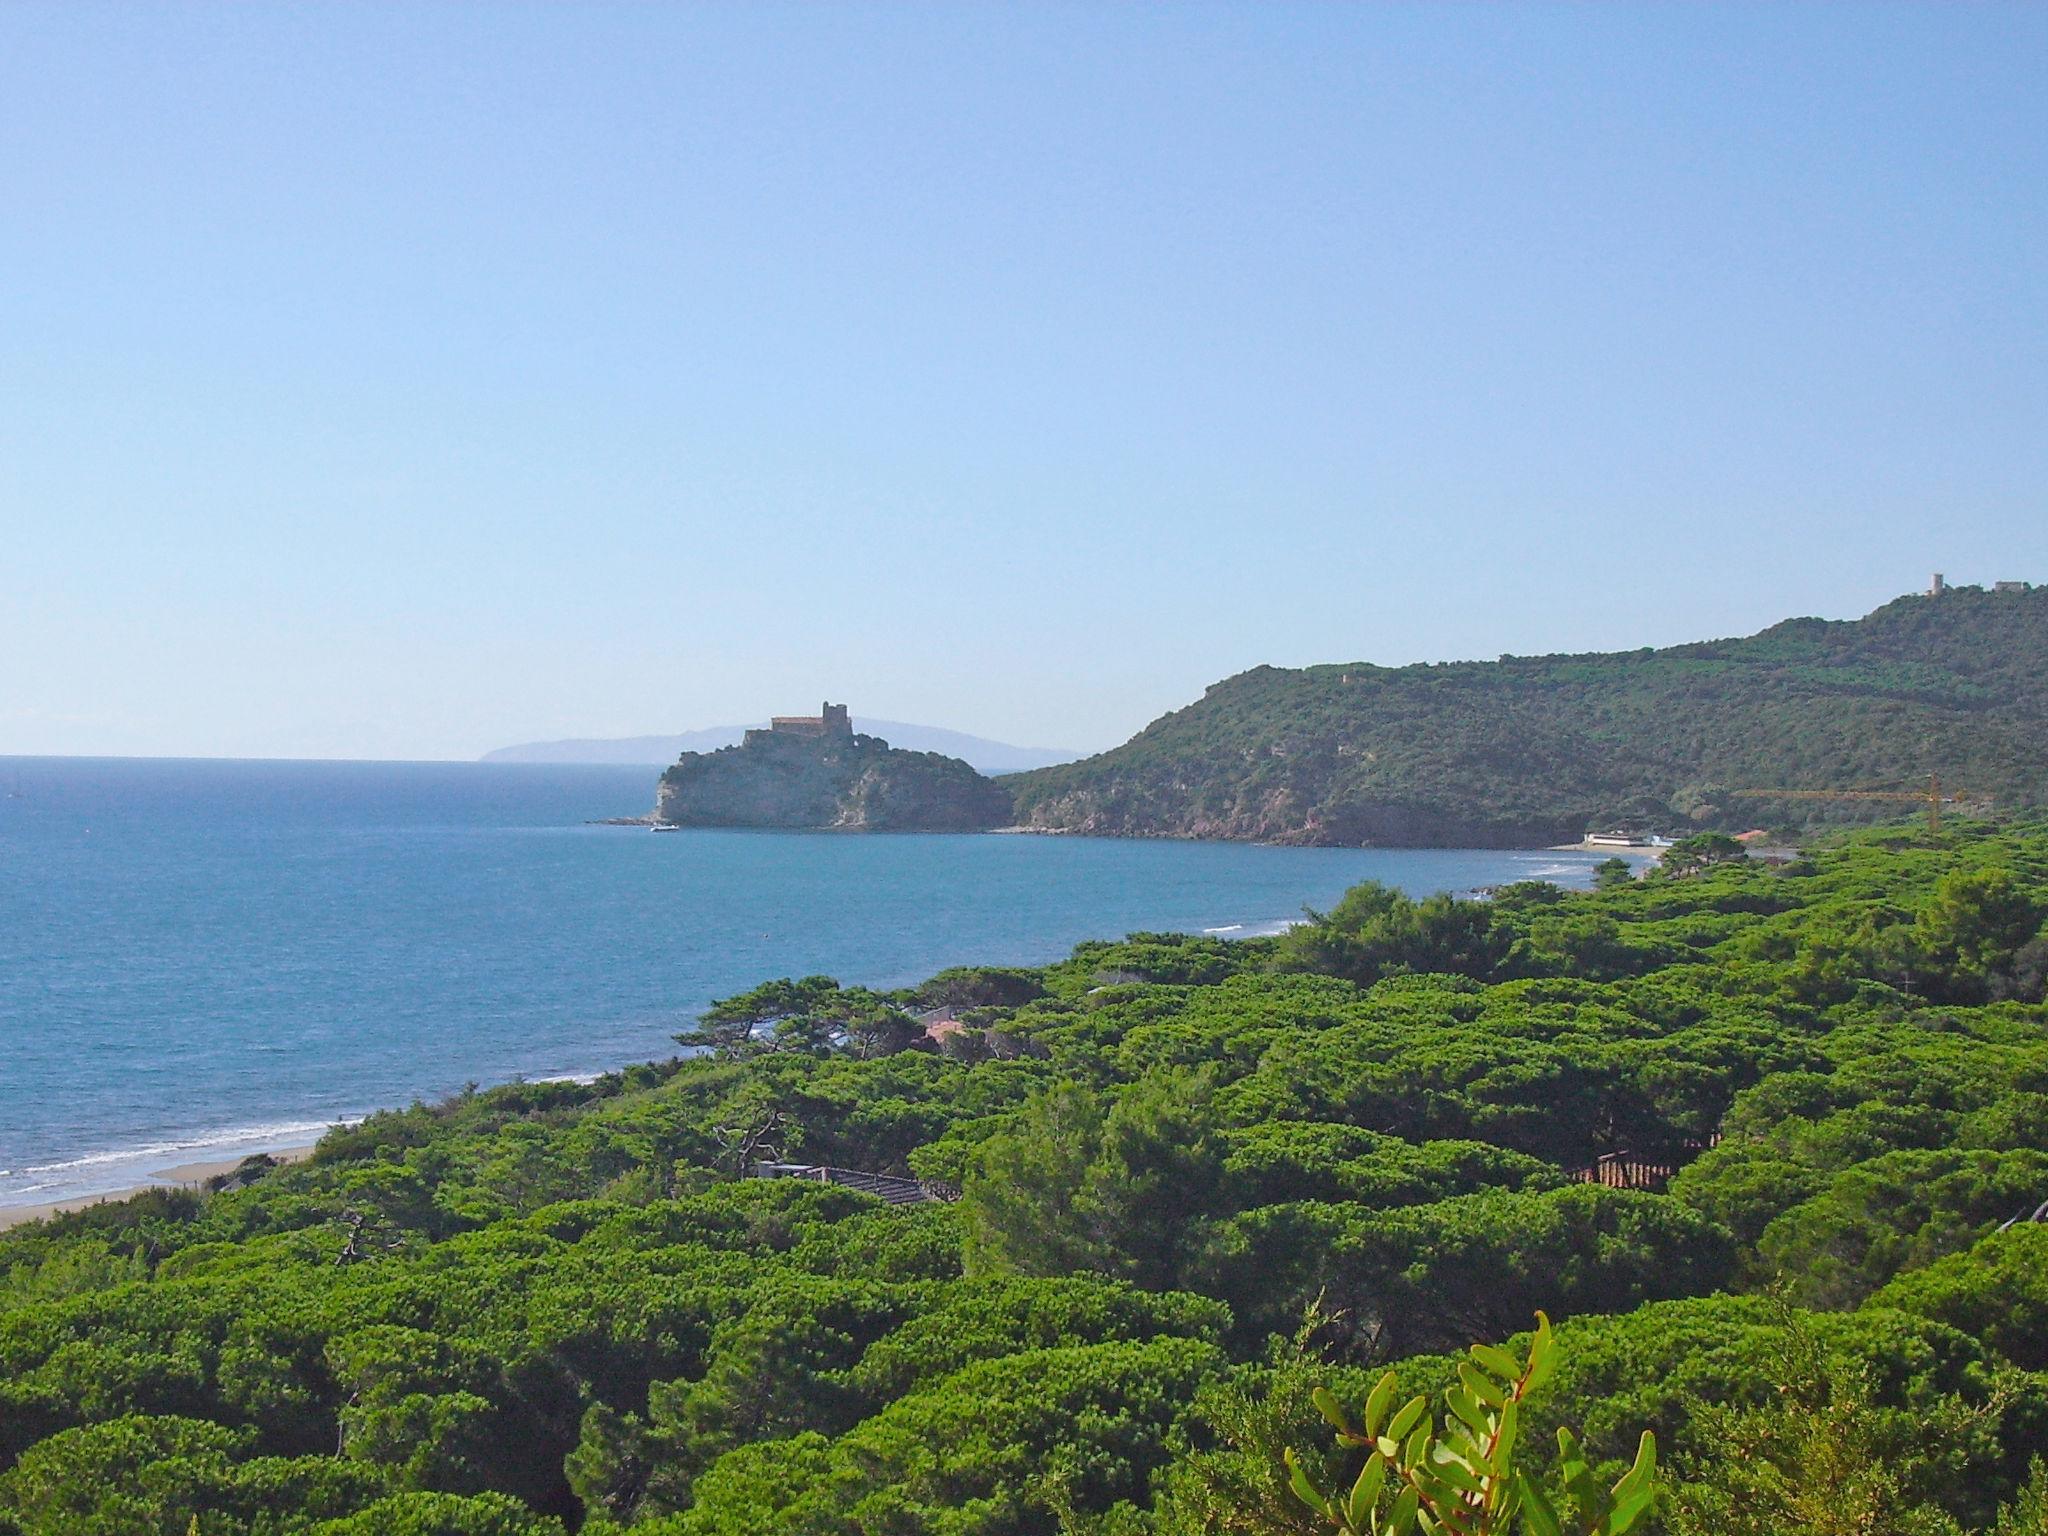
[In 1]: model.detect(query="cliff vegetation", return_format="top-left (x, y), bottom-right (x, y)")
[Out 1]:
top-left (1007, 585), bottom-right (2048, 847)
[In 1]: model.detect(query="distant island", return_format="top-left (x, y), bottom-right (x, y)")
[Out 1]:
top-left (486, 718), bottom-right (1079, 775)
top-left (1009, 580), bottom-right (2047, 847)
top-left (654, 702), bottom-right (1014, 831)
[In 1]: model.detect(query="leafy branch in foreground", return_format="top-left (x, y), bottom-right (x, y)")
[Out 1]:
top-left (1284, 1313), bottom-right (1656, 1536)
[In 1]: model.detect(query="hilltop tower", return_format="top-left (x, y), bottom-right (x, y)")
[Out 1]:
top-left (762, 702), bottom-right (856, 740)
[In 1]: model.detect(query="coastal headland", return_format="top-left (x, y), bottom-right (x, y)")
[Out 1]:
top-left (1004, 584), bottom-right (2048, 846)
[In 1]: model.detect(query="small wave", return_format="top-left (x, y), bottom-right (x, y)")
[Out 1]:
top-left (4, 1120), bottom-right (347, 1200)
top-left (16, 1120), bottom-right (338, 1179)
top-left (1216, 917), bottom-right (1305, 939)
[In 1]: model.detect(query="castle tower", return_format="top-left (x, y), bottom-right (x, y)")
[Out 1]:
top-left (822, 702), bottom-right (852, 736)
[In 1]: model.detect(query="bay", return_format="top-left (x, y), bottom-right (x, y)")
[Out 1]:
top-left (0, 757), bottom-right (1618, 1204)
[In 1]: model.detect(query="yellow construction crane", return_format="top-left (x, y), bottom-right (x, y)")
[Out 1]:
top-left (1733, 773), bottom-right (1975, 833)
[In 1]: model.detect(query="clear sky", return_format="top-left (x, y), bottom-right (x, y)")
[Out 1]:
top-left (3, 3), bottom-right (2044, 760)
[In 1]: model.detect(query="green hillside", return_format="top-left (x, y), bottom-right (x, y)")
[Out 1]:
top-left (5, 821), bottom-right (2048, 1532)
top-left (1008, 584), bottom-right (2048, 847)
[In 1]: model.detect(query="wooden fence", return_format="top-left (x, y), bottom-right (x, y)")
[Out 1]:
top-left (1566, 1133), bottom-right (1722, 1193)
top-left (751, 1162), bottom-right (960, 1205)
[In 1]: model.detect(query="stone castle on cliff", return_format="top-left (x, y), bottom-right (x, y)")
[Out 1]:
top-left (743, 702), bottom-right (853, 747)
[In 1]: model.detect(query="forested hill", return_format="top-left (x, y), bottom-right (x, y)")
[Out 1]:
top-left (1007, 584), bottom-right (2048, 847)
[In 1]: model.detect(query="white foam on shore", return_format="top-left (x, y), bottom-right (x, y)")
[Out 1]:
top-left (2, 1074), bottom-right (622, 1209)
top-left (1205, 917), bottom-right (1304, 939)
top-left (0, 1119), bottom-right (342, 1204)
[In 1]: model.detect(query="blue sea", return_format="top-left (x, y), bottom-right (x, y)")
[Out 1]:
top-left (0, 758), bottom-right (1617, 1207)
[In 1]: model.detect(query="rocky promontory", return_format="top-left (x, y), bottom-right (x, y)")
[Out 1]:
top-left (654, 706), bottom-right (1014, 831)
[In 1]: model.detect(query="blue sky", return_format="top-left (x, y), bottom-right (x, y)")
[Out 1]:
top-left (3, 3), bottom-right (2043, 759)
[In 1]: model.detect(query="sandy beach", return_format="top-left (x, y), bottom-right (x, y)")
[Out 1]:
top-left (0, 1145), bottom-right (317, 1233)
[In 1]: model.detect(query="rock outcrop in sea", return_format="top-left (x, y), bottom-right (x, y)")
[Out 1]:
top-left (654, 703), bottom-right (1015, 832)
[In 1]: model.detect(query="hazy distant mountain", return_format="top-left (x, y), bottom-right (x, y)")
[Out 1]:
top-left (482, 720), bottom-right (1081, 775)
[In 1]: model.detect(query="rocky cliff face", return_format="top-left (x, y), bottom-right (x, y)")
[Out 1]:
top-left (655, 731), bottom-right (1015, 831)
top-left (1009, 784), bottom-right (1576, 848)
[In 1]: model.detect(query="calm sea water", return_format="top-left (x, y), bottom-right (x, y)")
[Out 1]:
top-left (0, 758), bottom-right (1616, 1205)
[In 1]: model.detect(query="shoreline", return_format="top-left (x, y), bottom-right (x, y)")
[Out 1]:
top-left (0, 1145), bottom-right (317, 1233)
top-left (0, 843), bottom-right (1625, 1238)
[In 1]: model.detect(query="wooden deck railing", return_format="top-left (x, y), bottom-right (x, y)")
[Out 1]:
top-left (1565, 1133), bottom-right (1722, 1193)
top-left (750, 1162), bottom-right (960, 1205)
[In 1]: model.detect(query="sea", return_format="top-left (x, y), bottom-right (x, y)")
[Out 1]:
top-left (0, 758), bottom-right (1618, 1208)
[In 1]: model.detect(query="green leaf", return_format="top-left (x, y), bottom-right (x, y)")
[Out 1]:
top-left (1402, 1420), bottom-right (1431, 1472)
top-left (1516, 1474), bottom-right (1564, 1536)
top-left (1470, 1342), bottom-right (1523, 1381)
top-left (1493, 1399), bottom-right (1519, 1467)
top-left (1554, 1426), bottom-right (1585, 1474)
top-left (1348, 1450), bottom-right (1387, 1528)
top-left (1426, 1447), bottom-right (1484, 1495)
top-left (1390, 1483), bottom-right (1420, 1534)
top-left (1285, 1449), bottom-right (1332, 1519)
top-left (1445, 1382), bottom-right (1490, 1436)
top-left (1459, 1361), bottom-right (1508, 1409)
top-left (1524, 1312), bottom-right (1557, 1393)
top-left (1604, 1485), bottom-right (1656, 1536)
top-left (1604, 1429), bottom-right (1658, 1529)
top-left (1314, 1385), bottom-right (1350, 1432)
top-left (1555, 1426), bottom-right (1601, 1511)
top-left (1612, 1429), bottom-right (1657, 1499)
top-left (1365, 1370), bottom-right (1399, 1438)
top-left (1387, 1395), bottom-right (1429, 1444)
